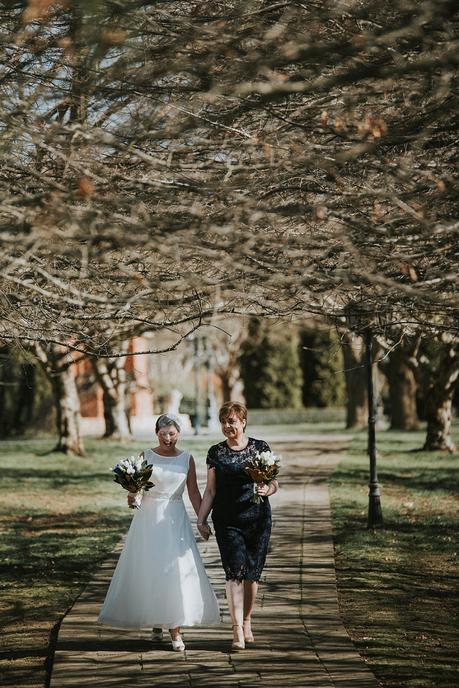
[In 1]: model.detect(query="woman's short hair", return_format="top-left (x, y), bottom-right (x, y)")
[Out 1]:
top-left (155, 413), bottom-right (181, 433)
top-left (218, 401), bottom-right (247, 427)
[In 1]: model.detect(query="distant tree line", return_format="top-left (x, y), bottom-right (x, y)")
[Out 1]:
top-left (2, 319), bottom-right (458, 453)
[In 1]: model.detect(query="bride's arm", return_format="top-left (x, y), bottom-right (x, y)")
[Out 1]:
top-left (196, 467), bottom-right (216, 540)
top-left (186, 456), bottom-right (202, 516)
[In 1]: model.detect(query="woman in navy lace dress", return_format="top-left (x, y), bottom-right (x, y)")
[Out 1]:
top-left (197, 402), bottom-right (278, 650)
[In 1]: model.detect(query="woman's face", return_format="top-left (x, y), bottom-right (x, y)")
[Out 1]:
top-left (221, 413), bottom-right (245, 440)
top-left (156, 424), bottom-right (179, 450)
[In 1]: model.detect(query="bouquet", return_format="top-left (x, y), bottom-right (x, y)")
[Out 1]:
top-left (111, 456), bottom-right (155, 509)
top-left (245, 450), bottom-right (280, 504)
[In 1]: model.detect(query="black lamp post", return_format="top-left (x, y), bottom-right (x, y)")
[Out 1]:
top-left (364, 326), bottom-right (383, 529)
top-left (345, 303), bottom-right (384, 529)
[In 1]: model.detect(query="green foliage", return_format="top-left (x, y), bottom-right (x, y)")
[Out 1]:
top-left (238, 319), bottom-right (303, 409)
top-left (299, 327), bottom-right (345, 407)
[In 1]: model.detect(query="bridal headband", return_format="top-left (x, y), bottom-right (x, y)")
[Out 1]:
top-left (156, 413), bottom-right (181, 432)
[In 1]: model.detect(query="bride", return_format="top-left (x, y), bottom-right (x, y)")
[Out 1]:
top-left (97, 413), bottom-right (220, 650)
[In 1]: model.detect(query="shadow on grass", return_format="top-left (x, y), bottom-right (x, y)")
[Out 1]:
top-left (0, 510), bottom-right (131, 621)
top-left (332, 459), bottom-right (459, 494)
top-left (331, 439), bottom-right (459, 688)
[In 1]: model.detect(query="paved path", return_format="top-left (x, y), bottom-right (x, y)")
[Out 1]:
top-left (50, 436), bottom-right (380, 688)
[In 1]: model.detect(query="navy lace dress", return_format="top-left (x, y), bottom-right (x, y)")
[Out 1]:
top-left (206, 437), bottom-right (272, 582)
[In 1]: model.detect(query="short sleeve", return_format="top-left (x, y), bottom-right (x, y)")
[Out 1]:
top-left (206, 444), bottom-right (218, 469)
top-left (258, 439), bottom-right (271, 453)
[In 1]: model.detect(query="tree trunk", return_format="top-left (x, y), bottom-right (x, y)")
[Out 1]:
top-left (92, 352), bottom-right (132, 440)
top-left (13, 363), bottom-right (36, 434)
top-left (50, 364), bottom-right (85, 455)
top-left (422, 344), bottom-right (459, 451)
top-left (102, 388), bottom-right (131, 439)
top-left (0, 347), bottom-right (12, 437)
top-left (220, 371), bottom-right (232, 403)
top-left (35, 344), bottom-right (85, 456)
top-left (388, 346), bottom-right (420, 430)
top-left (341, 332), bottom-right (368, 429)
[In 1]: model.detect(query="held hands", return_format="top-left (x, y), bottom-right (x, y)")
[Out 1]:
top-left (197, 522), bottom-right (212, 541)
top-left (127, 493), bottom-right (136, 507)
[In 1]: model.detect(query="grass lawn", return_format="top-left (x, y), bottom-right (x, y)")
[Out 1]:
top-left (330, 426), bottom-right (459, 688)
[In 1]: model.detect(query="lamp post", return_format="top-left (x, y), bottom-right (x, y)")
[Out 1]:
top-left (345, 303), bottom-right (384, 529)
top-left (364, 326), bottom-right (383, 529)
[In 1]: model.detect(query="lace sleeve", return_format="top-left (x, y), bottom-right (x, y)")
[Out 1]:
top-left (206, 444), bottom-right (218, 469)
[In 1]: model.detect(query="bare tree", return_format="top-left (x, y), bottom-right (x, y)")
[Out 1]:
top-left (340, 332), bottom-right (368, 430)
top-left (210, 319), bottom-right (247, 403)
top-left (387, 337), bottom-right (420, 431)
top-left (416, 335), bottom-right (459, 451)
top-left (34, 343), bottom-right (84, 455)
top-left (91, 342), bottom-right (132, 441)
top-left (0, 1), bottom-right (457, 453)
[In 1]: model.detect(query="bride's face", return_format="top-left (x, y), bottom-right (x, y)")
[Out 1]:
top-left (157, 424), bottom-right (179, 450)
top-left (221, 413), bottom-right (245, 440)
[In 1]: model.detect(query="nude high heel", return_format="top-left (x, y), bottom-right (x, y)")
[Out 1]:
top-left (243, 618), bottom-right (254, 643)
top-left (231, 624), bottom-right (245, 651)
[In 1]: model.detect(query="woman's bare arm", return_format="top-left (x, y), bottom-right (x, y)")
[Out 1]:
top-left (186, 456), bottom-right (202, 516)
top-left (196, 467), bottom-right (216, 540)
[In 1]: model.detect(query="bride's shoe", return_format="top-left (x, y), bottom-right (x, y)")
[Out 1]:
top-left (231, 624), bottom-right (245, 651)
top-left (243, 618), bottom-right (254, 644)
top-left (151, 627), bottom-right (163, 641)
top-left (170, 630), bottom-right (185, 652)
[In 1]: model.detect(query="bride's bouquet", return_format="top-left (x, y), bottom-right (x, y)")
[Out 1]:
top-left (111, 456), bottom-right (155, 509)
top-left (245, 450), bottom-right (280, 504)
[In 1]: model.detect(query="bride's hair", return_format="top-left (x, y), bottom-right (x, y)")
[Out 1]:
top-left (155, 413), bottom-right (181, 433)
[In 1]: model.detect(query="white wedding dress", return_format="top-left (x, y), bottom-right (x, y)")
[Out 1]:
top-left (97, 449), bottom-right (220, 629)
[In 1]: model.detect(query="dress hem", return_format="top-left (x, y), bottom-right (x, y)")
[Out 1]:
top-left (97, 619), bottom-right (222, 630)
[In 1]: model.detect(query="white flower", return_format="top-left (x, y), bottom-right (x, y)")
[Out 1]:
top-left (257, 450), bottom-right (279, 466)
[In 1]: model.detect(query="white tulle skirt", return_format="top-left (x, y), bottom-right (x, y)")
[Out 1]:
top-left (97, 495), bottom-right (221, 629)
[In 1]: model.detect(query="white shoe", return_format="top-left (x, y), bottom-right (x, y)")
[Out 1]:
top-left (171, 635), bottom-right (185, 651)
top-left (151, 627), bottom-right (163, 641)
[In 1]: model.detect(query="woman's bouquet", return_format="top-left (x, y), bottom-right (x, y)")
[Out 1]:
top-left (245, 450), bottom-right (280, 504)
top-left (111, 456), bottom-right (155, 509)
